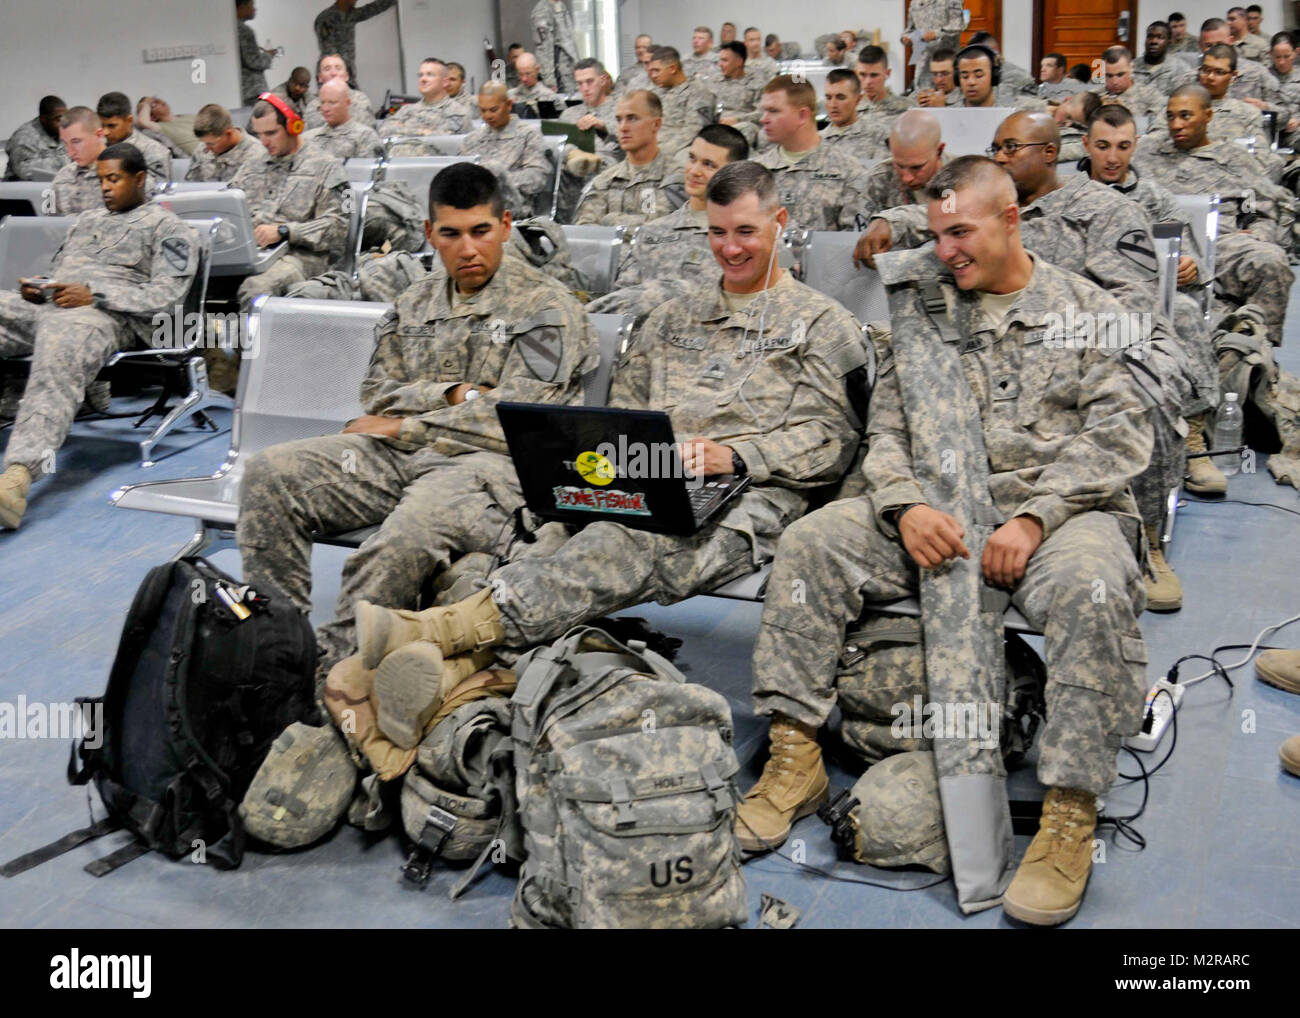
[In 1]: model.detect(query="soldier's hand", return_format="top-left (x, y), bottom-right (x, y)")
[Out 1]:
top-left (982, 515), bottom-right (1043, 588)
top-left (1176, 255), bottom-right (1198, 287)
top-left (1241, 97), bottom-right (1268, 109)
top-left (50, 283), bottom-right (93, 308)
top-left (19, 279), bottom-right (48, 304)
top-left (678, 437), bottom-right (734, 478)
top-left (853, 219), bottom-right (893, 269)
top-left (916, 89), bottom-right (941, 107)
top-left (342, 414), bottom-right (403, 436)
top-left (253, 224), bottom-right (282, 248)
top-left (898, 505), bottom-right (970, 568)
top-left (576, 114), bottom-right (602, 131)
top-left (719, 115), bottom-right (738, 126)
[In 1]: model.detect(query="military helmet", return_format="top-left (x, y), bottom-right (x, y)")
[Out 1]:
top-left (240, 722), bottom-right (357, 849)
top-left (848, 750), bottom-right (950, 875)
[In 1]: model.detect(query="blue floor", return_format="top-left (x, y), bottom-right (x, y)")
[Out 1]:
top-left (2, 310), bottom-right (1299, 929)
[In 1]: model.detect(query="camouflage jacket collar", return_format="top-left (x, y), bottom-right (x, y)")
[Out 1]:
top-left (1155, 137), bottom-right (1233, 165)
top-left (610, 149), bottom-right (668, 182)
top-left (1020, 170), bottom-right (1092, 217)
top-left (419, 257), bottom-right (519, 323)
top-left (688, 270), bottom-right (800, 329)
top-left (658, 203), bottom-right (708, 231)
top-left (875, 249), bottom-right (1060, 332)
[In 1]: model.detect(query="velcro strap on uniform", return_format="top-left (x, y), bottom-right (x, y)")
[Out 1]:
top-left (264, 788), bottom-right (308, 817)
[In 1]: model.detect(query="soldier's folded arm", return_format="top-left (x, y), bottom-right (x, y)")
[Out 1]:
top-left (1012, 342), bottom-right (1155, 539)
top-left (876, 205), bottom-right (932, 249)
top-left (727, 309), bottom-right (866, 488)
top-left (91, 222), bottom-right (199, 314)
top-left (395, 303), bottom-right (597, 448)
top-left (359, 308), bottom-right (456, 416)
top-left (861, 328), bottom-right (926, 534)
top-left (286, 177), bottom-right (350, 257)
top-left (514, 134), bottom-right (554, 199)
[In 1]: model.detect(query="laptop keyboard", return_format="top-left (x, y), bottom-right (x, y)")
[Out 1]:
top-left (689, 479), bottom-right (734, 522)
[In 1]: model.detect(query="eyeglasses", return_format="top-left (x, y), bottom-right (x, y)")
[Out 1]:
top-left (985, 141), bottom-right (1050, 156)
top-left (1199, 66), bottom-right (1234, 78)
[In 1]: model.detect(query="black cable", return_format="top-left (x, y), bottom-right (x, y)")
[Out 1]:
top-left (1184, 495), bottom-right (1300, 517)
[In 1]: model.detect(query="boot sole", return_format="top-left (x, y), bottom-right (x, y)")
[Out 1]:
top-left (373, 642), bottom-right (445, 750)
top-left (1144, 598), bottom-right (1182, 613)
top-left (1183, 480), bottom-right (1226, 496)
top-left (736, 781), bottom-right (829, 855)
top-left (1256, 661), bottom-right (1300, 696)
top-left (1002, 888), bottom-right (1084, 926)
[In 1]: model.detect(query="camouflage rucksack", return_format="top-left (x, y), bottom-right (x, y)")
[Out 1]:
top-left (507, 216), bottom-right (584, 294)
top-left (357, 249), bottom-right (429, 303)
top-left (835, 611), bottom-right (1046, 769)
top-left (362, 180), bottom-right (427, 254)
top-left (509, 626), bottom-right (747, 929)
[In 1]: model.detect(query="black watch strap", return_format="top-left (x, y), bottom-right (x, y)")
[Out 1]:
top-left (730, 449), bottom-right (747, 476)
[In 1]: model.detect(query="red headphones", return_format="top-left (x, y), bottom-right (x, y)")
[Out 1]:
top-left (257, 91), bottom-right (304, 135)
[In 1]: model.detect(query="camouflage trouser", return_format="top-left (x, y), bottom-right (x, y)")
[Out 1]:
top-left (751, 499), bottom-right (1150, 797)
top-left (1213, 232), bottom-right (1294, 341)
top-left (237, 435), bottom-right (523, 674)
top-left (1131, 412), bottom-right (1184, 532)
top-left (236, 253), bottom-right (317, 312)
top-left (489, 501), bottom-right (774, 649)
top-left (548, 48), bottom-right (577, 93)
top-left (0, 293), bottom-right (133, 475)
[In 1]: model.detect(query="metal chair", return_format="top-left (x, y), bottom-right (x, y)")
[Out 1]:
top-left (919, 107), bottom-right (1017, 156)
top-left (583, 313), bottom-right (633, 407)
top-left (799, 230), bottom-right (891, 325)
top-left (109, 297), bottom-right (392, 556)
top-left (155, 188), bottom-right (288, 277)
top-left (1151, 222), bottom-right (1181, 320)
top-left (560, 224), bottom-right (626, 297)
top-left (0, 180), bottom-right (56, 217)
top-left (1170, 193), bottom-right (1220, 319)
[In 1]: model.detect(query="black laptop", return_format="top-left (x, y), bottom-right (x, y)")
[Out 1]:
top-left (496, 402), bottom-right (751, 536)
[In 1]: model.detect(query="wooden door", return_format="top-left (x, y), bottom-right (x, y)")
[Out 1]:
top-left (903, 0), bottom-right (1002, 88)
top-left (1035, 0), bottom-right (1139, 77)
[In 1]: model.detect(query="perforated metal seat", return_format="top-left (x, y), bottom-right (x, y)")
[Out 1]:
top-left (561, 224), bottom-right (626, 296)
top-left (799, 230), bottom-right (891, 325)
top-left (916, 107), bottom-right (1016, 156)
top-left (155, 188), bottom-right (288, 277)
top-left (1170, 193), bottom-right (1220, 318)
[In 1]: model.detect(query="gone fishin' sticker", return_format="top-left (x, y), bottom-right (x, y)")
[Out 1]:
top-left (575, 450), bottom-right (616, 486)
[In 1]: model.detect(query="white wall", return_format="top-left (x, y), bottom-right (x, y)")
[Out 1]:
top-left (0, 0), bottom-right (241, 138)
top-left (400, 0), bottom-right (499, 95)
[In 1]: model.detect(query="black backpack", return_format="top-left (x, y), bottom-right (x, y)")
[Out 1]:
top-left (2, 558), bottom-right (316, 879)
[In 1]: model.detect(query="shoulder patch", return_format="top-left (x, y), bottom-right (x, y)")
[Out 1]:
top-left (160, 236), bottom-right (192, 274)
top-left (1116, 228), bottom-right (1158, 274)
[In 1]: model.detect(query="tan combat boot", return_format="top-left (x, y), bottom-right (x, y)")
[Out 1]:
top-left (355, 587), bottom-right (505, 669)
top-left (1144, 524), bottom-right (1182, 613)
top-left (1184, 414), bottom-right (1227, 496)
top-left (1002, 786), bottom-right (1098, 926)
top-left (1255, 649), bottom-right (1300, 695)
top-left (0, 464), bottom-right (33, 530)
top-left (734, 716), bottom-right (829, 854)
top-left (372, 641), bottom-right (496, 750)
top-left (1281, 735), bottom-right (1300, 778)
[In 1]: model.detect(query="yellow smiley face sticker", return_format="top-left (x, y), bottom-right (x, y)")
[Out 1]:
top-left (575, 450), bottom-right (616, 486)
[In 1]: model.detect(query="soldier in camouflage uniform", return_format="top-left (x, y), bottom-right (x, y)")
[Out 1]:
top-left (0, 143), bottom-right (198, 529)
top-left (531, 0), bottom-right (578, 93)
top-left (648, 47), bottom-right (717, 161)
top-left (187, 104), bottom-right (264, 183)
top-left (1101, 48), bottom-right (1167, 120)
top-left (901, 0), bottom-right (965, 89)
top-left (380, 59), bottom-right (473, 140)
top-left (955, 48), bottom-right (1048, 112)
top-left (1135, 86), bottom-right (1294, 341)
top-left (271, 68), bottom-right (313, 119)
top-left (681, 27), bottom-right (718, 82)
top-left (508, 53), bottom-right (560, 115)
top-left (351, 162), bottom-right (865, 741)
top-left (4, 96), bottom-right (68, 181)
top-left (461, 84), bottom-right (553, 219)
top-left (1133, 22), bottom-right (1189, 95)
top-left (50, 108), bottom-right (106, 215)
top-left (854, 46), bottom-right (916, 122)
top-left (313, 0), bottom-right (396, 90)
top-left (1168, 15), bottom-right (1198, 56)
top-left (303, 80), bottom-right (383, 159)
top-left (238, 163), bottom-right (597, 681)
top-left (712, 43), bottom-right (765, 146)
top-left (859, 109), bottom-right (950, 220)
top-left (555, 59), bottom-right (623, 221)
top-left (744, 158), bottom-right (1153, 926)
top-left (1055, 91), bottom-right (1101, 164)
top-left (613, 124), bottom-right (748, 288)
top-left (743, 28), bottom-right (780, 86)
top-left (1170, 34), bottom-right (1288, 115)
top-left (1230, 8), bottom-right (1270, 65)
top-left (96, 92), bottom-right (171, 186)
top-left (304, 55), bottom-right (377, 131)
top-left (755, 76), bottom-right (872, 232)
top-left (821, 70), bottom-right (891, 165)
top-left (574, 90), bottom-right (686, 227)
top-left (236, 1), bottom-right (278, 106)
top-left (616, 35), bottom-right (656, 95)
top-left (230, 100), bottom-right (351, 309)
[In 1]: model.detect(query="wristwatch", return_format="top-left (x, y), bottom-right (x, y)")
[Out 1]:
top-left (730, 449), bottom-right (747, 476)
top-left (277, 224), bottom-right (290, 241)
top-left (463, 387), bottom-right (481, 402)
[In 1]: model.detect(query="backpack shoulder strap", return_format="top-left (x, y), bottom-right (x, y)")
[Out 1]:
top-left (0, 817), bottom-right (120, 877)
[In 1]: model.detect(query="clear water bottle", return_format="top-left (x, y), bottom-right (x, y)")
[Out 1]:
top-left (1212, 392), bottom-right (1243, 477)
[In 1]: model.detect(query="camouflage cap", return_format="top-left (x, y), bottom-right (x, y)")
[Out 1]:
top-left (240, 722), bottom-right (358, 849)
top-left (400, 769), bottom-right (502, 861)
top-left (849, 751), bottom-right (950, 875)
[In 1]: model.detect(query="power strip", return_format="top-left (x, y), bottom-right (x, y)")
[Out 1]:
top-left (1126, 679), bottom-right (1184, 752)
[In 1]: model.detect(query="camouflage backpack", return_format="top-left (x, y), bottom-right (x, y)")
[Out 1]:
top-left (357, 249), bottom-right (429, 303)
top-left (507, 216), bottom-right (584, 295)
top-left (362, 180), bottom-right (428, 254)
top-left (509, 626), bottom-right (747, 929)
